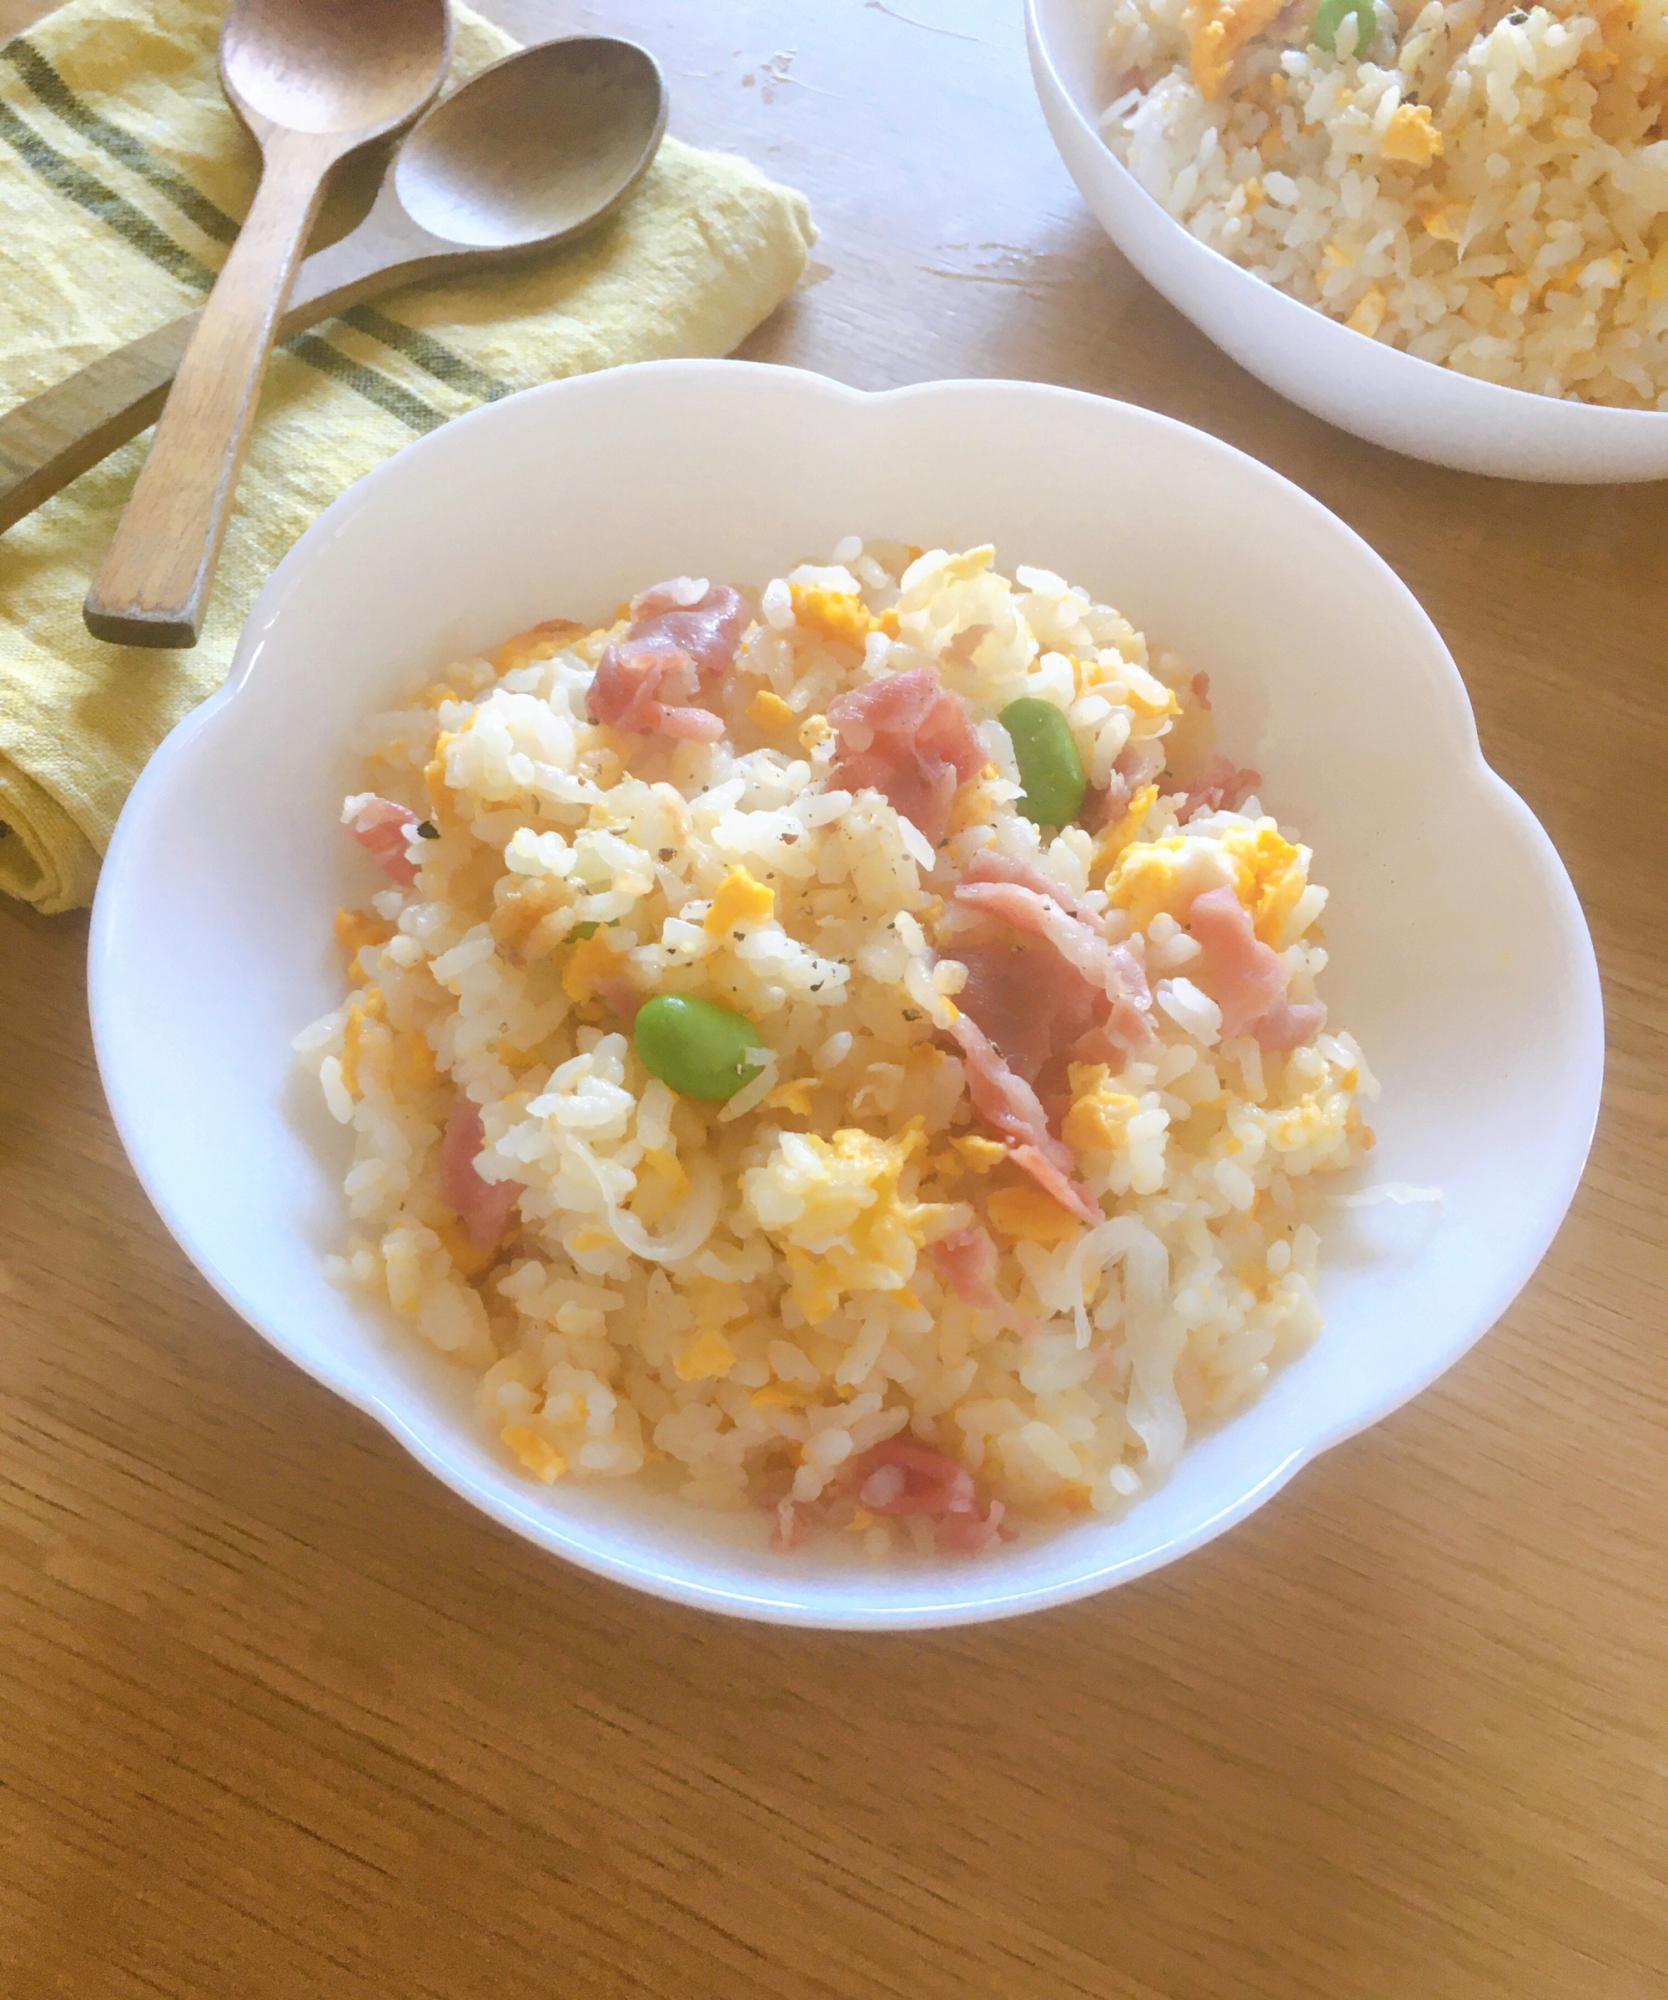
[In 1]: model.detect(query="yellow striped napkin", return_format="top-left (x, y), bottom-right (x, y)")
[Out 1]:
top-left (0, 0), bottom-right (814, 911)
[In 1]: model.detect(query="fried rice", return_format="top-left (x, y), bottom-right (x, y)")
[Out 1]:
top-left (1099, 0), bottom-right (1668, 407)
top-left (296, 538), bottom-right (1377, 1556)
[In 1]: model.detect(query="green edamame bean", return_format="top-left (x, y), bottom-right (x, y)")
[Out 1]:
top-left (1313, 0), bottom-right (1376, 56)
top-left (634, 994), bottom-right (767, 1102)
top-left (1000, 696), bottom-right (1088, 829)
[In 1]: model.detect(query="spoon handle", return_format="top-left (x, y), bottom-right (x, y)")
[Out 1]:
top-left (0, 316), bottom-right (197, 538)
top-left (84, 130), bottom-right (343, 649)
top-left (0, 214), bottom-right (462, 542)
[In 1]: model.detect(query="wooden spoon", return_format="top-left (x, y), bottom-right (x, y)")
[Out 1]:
top-left (83, 0), bottom-right (453, 650)
top-left (2, 39), bottom-right (667, 554)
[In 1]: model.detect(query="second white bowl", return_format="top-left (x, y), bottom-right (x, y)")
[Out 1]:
top-left (1028, 0), bottom-right (1668, 482)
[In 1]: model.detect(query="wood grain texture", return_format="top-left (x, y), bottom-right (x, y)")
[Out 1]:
top-left (3, 2), bottom-right (1665, 1995)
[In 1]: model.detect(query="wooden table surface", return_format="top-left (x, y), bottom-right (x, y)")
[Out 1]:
top-left (3, 1), bottom-right (1664, 1993)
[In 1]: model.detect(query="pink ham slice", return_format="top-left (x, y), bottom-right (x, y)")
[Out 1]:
top-left (929, 1226), bottom-right (1006, 1311)
top-left (850, 1437), bottom-right (1005, 1552)
top-left (1179, 750), bottom-right (1261, 822)
top-left (953, 939), bottom-right (1101, 1084)
top-left (1169, 674), bottom-right (1261, 819)
top-left (594, 975), bottom-right (643, 1024)
top-left (1251, 997), bottom-right (1328, 1051)
top-left (945, 1009), bottom-right (1102, 1226)
top-left (927, 1224), bottom-right (1037, 1336)
top-left (954, 852), bottom-right (1159, 1062)
top-left (347, 796), bottom-right (421, 886)
top-left (1085, 736), bottom-right (1168, 830)
top-left (935, 1500), bottom-right (1008, 1555)
top-left (855, 1437), bottom-right (974, 1516)
top-left (827, 665), bottom-right (985, 845)
top-left (438, 1097), bottom-right (523, 1256)
top-left (959, 848), bottom-right (1103, 925)
top-left (586, 582), bottom-right (749, 742)
top-left (1187, 886), bottom-right (1325, 1048)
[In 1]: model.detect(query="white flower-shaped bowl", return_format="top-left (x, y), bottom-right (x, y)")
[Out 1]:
top-left (90, 360), bottom-right (1603, 1628)
top-left (1028, 0), bottom-right (1668, 481)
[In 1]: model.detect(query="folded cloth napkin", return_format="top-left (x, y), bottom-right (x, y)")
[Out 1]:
top-left (0, 0), bottom-right (814, 912)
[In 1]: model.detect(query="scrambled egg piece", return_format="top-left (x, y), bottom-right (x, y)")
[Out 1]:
top-left (741, 1118), bottom-right (959, 1324)
top-left (674, 1328), bottom-right (738, 1381)
top-left (1577, 0), bottom-right (1628, 76)
top-left (986, 1183), bottom-right (1082, 1245)
top-left (631, 1147), bottom-right (689, 1226)
top-left (437, 1214), bottom-right (498, 1279)
top-left (491, 874), bottom-right (572, 963)
top-left (747, 687), bottom-right (795, 732)
top-left (1234, 1261), bottom-right (1274, 1301)
top-left (423, 729), bottom-right (466, 832)
top-left (947, 765), bottom-right (1004, 837)
top-left (1105, 824), bottom-right (1309, 942)
top-left (501, 1425), bottom-right (567, 1482)
top-left (1421, 202), bottom-right (1467, 243)
top-left (1104, 832), bottom-right (1238, 928)
top-left (1092, 781), bottom-right (1159, 872)
top-left (764, 1076), bottom-right (818, 1117)
top-left (784, 1247), bottom-right (844, 1325)
top-left (1121, 663), bottom-right (1181, 718)
top-left (338, 989), bottom-right (385, 1099)
top-left (493, 617), bottom-right (586, 676)
top-left (1347, 287), bottom-right (1388, 337)
top-left (336, 905), bottom-right (394, 955)
top-left (705, 865), bottom-right (775, 936)
top-left (1230, 1058), bottom-right (1358, 1162)
top-left (1380, 103), bottom-right (1443, 166)
top-left (1221, 825), bottom-right (1310, 945)
top-left (750, 1381), bottom-right (814, 1410)
top-left (790, 584), bottom-right (881, 650)
top-left (1185, 0), bottom-right (1285, 99)
top-left (562, 925), bottom-right (624, 1003)
top-left (1062, 1065), bottom-right (1141, 1155)
top-left (396, 1029), bottom-right (439, 1094)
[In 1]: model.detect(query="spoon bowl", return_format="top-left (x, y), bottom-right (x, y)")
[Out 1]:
top-left (222, 0), bottom-right (455, 142)
top-left (394, 37), bottom-right (668, 250)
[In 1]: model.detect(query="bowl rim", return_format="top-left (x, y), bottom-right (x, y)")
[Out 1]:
top-left (1025, 0), bottom-right (1668, 438)
top-left (89, 359), bottom-right (1606, 1628)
